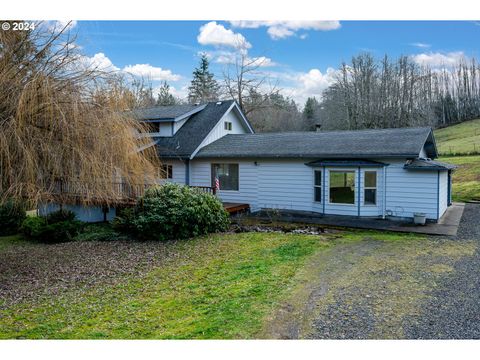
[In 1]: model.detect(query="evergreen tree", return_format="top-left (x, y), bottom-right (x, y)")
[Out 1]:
top-left (303, 97), bottom-right (319, 120)
top-left (188, 53), bottom-right (220, 104)
top-left (156, 81), bottom-right (177, 106)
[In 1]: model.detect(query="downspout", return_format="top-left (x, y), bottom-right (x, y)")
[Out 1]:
top-left (357, 167), bottom-right (361, 217)
top-left (185, 159), bottom-right (190, 186)
top-left (322, 166), bottom-right (326, 215)
top-left (382, 166), bottom-right (387, 219)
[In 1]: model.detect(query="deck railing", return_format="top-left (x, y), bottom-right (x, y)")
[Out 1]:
top-left (50, 180), bottom-right (216, 204)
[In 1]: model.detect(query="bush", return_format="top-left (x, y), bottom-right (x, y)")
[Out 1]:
top-left (20, 209), bottom-right (82, 243)
top-left (116, 183), bottom-right (230, 241)
top-left (0, 200), bottom-right (26, 236)
top-left (74, 223), bottom-right (128, 242)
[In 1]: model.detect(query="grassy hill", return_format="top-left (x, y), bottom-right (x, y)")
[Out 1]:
top-left (435, 119), bottom-right (480, 155)
top-left (434, 120), bottom-right (480, 202)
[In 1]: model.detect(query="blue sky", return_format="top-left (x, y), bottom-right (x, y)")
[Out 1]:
top-left (72, 21), bottom-right (480, 104)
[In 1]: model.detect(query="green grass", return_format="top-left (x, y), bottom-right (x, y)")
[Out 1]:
top-left (435, 119), bottom-right (480, 155)
top-left (0, 234), bottom-right (26, 252)
top-left (440, 155), bottom-right (480, 201)
top-left (0, 232), bottom-right (339, 339)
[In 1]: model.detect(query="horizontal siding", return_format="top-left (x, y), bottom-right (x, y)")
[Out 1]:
top-left (158, 159), bottom-right (186, 185)
top-left (439, 171), bottom-right (448, 218)
top-left (190, 159), bottom-right (258, 209)
top-left (188, 157), bottom-right (444, 220)
top-left (198, 107), bottom-right (251, 151)
top-left (381, 159), bottom-right (439, 220)
top-left (39, 204), bottom-right (116, 223)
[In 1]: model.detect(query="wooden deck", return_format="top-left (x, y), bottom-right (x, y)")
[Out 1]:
top-left (223, 202), bottom-right (250, 214)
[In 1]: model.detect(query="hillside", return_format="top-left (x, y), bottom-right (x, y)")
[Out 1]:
top-left (435, 120), bottom-right (480, 202)
top-left (435, 119), bottom-right (480, 155)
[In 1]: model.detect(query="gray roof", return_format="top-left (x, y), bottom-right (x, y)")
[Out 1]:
top-left (153, 100), bottom-right (241, 158)
top-left (131, 104), bottom-right (205, 121)
top-left (196, 127), bottom-right (436, 159)
top-left (404, 158), bottom-right (457, 171)
top-left (306, 159), bottom-right (388, 167)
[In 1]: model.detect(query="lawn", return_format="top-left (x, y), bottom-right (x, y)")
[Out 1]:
top-left (0, 231), bottom-right (338, 339)
top-left (435, 119), bottom-right (480, 155)
top-left (440, 155), bottom-right (480, 202)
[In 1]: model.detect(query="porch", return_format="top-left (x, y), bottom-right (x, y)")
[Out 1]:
top-left (249, 202), bottom-right (465, 236)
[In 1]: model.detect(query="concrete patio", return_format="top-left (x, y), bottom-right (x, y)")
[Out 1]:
top-left (250, 202), bottom-right (465, 236)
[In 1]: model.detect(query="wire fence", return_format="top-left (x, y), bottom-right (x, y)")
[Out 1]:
top-left (438, 144), bottom-right (480, 157)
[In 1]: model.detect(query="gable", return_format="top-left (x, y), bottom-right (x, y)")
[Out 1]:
top-left (153, 100), bottom-right (253, 159)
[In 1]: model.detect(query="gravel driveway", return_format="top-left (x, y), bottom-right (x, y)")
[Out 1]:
top-left (262, 204), bottom-right (480, 339)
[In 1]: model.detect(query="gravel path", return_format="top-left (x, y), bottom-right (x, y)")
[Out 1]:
top-left (404, 203), bottom-right (480, 339)
top-left (262, 204), bottom-right (480, 339)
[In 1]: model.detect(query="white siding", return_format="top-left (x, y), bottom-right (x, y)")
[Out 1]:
top-left (439, 170), bottom-right (448, 217)
top-left (158, 159), bottom-right (186, 185)
top-left (193, 107), bottom-right (251, 156)
top-left (190, 160), bottom-right (259, 209)
top-left (39, 204), bottom-right (116, 223)
top-left (257, 160), bottom-right (313, 212)
top-left (188, 157), bottom-right (443, 220)
top-left (380, 159), bottom-right (439, 220)
top-left (174, 117), bottom-right (188, 134)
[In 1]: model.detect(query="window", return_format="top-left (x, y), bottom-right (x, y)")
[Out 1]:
top-left (160, 164), bottom-right (173, 179)
top-left (224, 121), bottom-right (232, 130)
top-left (364, 171), bottom-right (377, 205)
top-left (211, 164), bottom-right (239, 191)
top-left (314, 170), bottom-right (322, 202)
top-left (329, 171), bottom-right (355, 204)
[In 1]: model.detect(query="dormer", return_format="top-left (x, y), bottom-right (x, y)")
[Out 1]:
top-left (133, 103), bottom-right (207, 137)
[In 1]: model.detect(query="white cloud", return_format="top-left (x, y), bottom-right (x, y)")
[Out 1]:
top-left (197, 21), bottom-right (251, 49)
top-left (214, 52), bottom-right (276, 67)
top-left (282, 68), bottom-right (338, 105)
top-left (229, 21), bottom-right (341, 40)
top-left (122, 64), bottom-right (181, 81)
top-left (410, 42), bottom-right (431, 49)
top-left (48, 20), bottom-right (77, 31)
top-left (81, 52), bottom-right (120, 72)
top-left (412, 51), bottom-right (466, 67)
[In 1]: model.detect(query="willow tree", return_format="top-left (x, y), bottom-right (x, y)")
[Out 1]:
top-left (0, 22), bottom-right (159, 207)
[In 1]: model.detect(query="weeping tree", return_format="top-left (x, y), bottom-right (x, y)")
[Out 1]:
top-left (0, 21), bottom-right (159, 208)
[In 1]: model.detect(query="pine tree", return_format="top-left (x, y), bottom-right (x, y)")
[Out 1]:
top-left (188, 53), bottom-right (220, 104)
top-left (156, 81), bottom-right (177, 106)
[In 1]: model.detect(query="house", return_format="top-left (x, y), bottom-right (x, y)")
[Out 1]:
top-left (41, 99), bottom-right (456, 222)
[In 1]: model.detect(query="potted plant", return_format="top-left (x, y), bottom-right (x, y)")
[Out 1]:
top-left (413, 212), bottom-right (427, 225)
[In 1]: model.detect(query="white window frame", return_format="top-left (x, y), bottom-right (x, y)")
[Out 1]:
top-left (313, 169), bottom-right (322, 203)
top-left (328, 169), bottom-right (357, 206)
top-left (363, 170), bottom-right (377, 206)
top-left (224, 121), bottom-right (233, 131)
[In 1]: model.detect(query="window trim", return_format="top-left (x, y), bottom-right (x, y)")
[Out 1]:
top-left (224, 121), bottom-right (233, 131)
top-left (313, 169), bottom-right (322, 203)
top-left (363, 170), bottom-right (377, 206)
top-left (211, 163), bottom-right (239, 192)
top-left (328, 169), bottom-right (357, 206)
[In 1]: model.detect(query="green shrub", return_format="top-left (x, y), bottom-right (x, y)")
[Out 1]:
top-left (45, 209), bottom-right (76, 223)
top-left (74, 223), bottom-right (128, 242)
top-left (117, 183), bottom-right (230, 241)
top-left (0, 200), bottom-right (27, 236)
top-left (20, 210), bottom-right (82, 243)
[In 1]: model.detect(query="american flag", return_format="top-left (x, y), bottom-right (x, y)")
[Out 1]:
top-left (215, 177), bottom-right (220, 191)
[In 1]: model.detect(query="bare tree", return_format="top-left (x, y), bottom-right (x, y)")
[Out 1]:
top-left (0, 21), bottom-right (159, 207)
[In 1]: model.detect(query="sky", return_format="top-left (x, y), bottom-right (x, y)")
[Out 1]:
top-left (69, 20), bottom-right (480, 105)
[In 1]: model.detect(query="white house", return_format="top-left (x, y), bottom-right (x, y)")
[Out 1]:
top-left (42, 100), bottom-right (456, 222)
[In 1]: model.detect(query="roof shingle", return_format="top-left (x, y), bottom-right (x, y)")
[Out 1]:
top-left (196, 127), bottom-right (435, 159)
